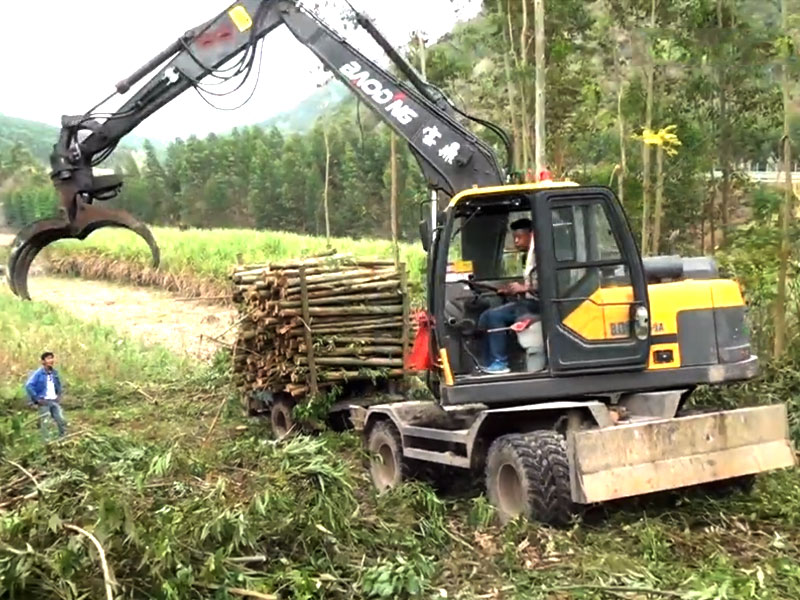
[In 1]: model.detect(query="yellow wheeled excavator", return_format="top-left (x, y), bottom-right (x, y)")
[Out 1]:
top-left (6, 0), bottom-right (795, 525)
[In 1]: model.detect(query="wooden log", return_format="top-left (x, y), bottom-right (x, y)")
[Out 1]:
top-left (283, 274), bottom-right (400, 296)
top-left (258, 279), bottom-right (400, 299)
top-left (299, 345), bottom-right (403, 356)
top-left (320, 369), bottom-right (405, 381)
top-left (301, 324), bottom-right (403, 336)
top-left (280, 305), bottom-right (402, 318)
top-left (301, 280), bottom-right (400, 299)
top-left (277, 292), bottom-right (400, 308)
top-left (292, 315), bottom-right (403, 329)
top-left (299, 267), bottom-right (318, 395)
top-left (290, 321), bottom-right (403, 336)
top-left (320, 335), bottom-right (402, 344)
top-left (295, 357), bottom-right (403, 367)
top-left (282, 267), bottom-right (395, 288)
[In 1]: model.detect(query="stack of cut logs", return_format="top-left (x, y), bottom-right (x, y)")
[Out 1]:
top-left (231, 254), bottom-right (410, 399)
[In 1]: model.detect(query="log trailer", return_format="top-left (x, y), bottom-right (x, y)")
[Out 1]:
top-left (7, 0), bottom-right (795, 524)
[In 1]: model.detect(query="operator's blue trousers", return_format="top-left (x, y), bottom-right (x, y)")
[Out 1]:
top-left (477, 299), bottom-right (540, 366)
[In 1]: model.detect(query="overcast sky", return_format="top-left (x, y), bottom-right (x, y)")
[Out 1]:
top-left (0, 1), bottom-right (481, 141)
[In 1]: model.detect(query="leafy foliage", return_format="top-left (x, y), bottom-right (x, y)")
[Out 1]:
top-left (2, 290), bottom-right (800, 599)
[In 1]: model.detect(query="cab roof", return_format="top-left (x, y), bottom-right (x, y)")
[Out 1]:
top-left (447, 181), bottom-right (580, 208)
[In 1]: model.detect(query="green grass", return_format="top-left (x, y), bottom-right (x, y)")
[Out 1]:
top-left (0, 290), bottom-right (195, 402)
top-left (46, 226), bottom-right (427, 289)
top-left (2, 292), bottom-right (800, 599)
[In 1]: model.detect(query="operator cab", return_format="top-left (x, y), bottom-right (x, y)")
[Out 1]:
top-left (430, 183), bottom-right (651, 397)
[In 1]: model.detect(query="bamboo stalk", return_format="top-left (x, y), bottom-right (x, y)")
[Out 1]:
top-left (283, 273), bottom-right (401, 296)
top-left (299, 268), bottom-right (319, 395)
top-left (296, 357), bottom-right (404, 367)
top-left (277, 292), bottom-right (400, 308)
top-left (320, 369), bottom-right (405, 381)
top-left (299, 345), bottom-right (402, 356)
top-left (280, 305), bottom-right (402, 318)
top-left (281, 267), bottom-right (396, 288)
top-left (320, 336), bottom-right (402, 344)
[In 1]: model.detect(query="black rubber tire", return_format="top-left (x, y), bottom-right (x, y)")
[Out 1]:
top-left (367, 421), bottom-right (409, 492)
top-left (270, 398), bottom-right (296, 439)
top-left (485, 431), bottom-right (575, 527)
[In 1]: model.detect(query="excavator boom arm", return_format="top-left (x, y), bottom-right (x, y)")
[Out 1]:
top-left (8, 0), bottom-right (507, 300)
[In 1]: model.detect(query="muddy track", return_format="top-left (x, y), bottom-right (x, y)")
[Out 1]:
top-left (25, 275), bottom-right (238, 361)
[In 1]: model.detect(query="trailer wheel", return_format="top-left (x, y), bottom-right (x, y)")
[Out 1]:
top-left (368, 421), bottom-right (407, 492)
top-left (485, 431), bottom-right (575, 526)
top-left (270, 398), bottom-right (296, 439)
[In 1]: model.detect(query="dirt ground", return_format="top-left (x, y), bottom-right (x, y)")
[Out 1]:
top-left (25, 275), bottom-right (238, 361)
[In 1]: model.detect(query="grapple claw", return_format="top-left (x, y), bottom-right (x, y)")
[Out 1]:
top-left (7, 197), bottom-right (160, 301)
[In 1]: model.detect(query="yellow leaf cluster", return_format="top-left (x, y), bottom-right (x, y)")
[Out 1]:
top-left (632, 125), bottom-right (682, 156)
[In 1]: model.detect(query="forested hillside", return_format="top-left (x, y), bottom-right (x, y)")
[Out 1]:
top-left (0, 115), bottom-right (62, 163)
top-left (0, 114), bottom-right (158, 166)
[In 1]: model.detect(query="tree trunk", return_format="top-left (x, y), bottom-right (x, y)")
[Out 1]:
top-left (641, 142), bottom-right (652, 254)
top-left (652, 145), bottom-right (664, 255)
top-left (508, 0), bottom-right (533, 170)
top-left (640, 0), bottom-right (656, 255)
top-left (717, 0), bottom-right (731, 234)
top-left (498, 0), bottom-right (522, 171)
top-left (417, 32), bottom-right (427, 78)
top-left (390, 133), bottom-right (400, 267)
top-left (774, 0), bottom-right (793, 358)
top-left (323, 128), bottom-right (331, 244)
top-left (719, 99), bottom-right (731, 233)
top-left (613, 38), bottom-right (627, 205)
top-left (502, 46), bottom-right (523, 171)
top-left (534, 0), bottom-right (546, 178)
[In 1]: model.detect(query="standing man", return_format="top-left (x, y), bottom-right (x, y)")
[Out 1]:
top-left (25, 352), bottom-right (67, 440)
top-left (477, 218), bottom-right (540, 374)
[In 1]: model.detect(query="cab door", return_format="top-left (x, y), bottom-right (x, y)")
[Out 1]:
top-left (533, 187), bottom-right (650, 373)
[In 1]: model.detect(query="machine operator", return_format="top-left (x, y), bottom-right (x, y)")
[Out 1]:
top-left (477, 218), bottom-right (540, 374)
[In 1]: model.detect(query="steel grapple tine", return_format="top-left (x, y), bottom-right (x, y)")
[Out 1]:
top-left (7, 219), bottom-right (72, 300)
top-left (6, 201), bottom-right (160, 301)
top-left (71, 202), bottom-right (161, 269)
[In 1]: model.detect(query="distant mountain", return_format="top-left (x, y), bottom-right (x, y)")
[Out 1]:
top-left (256, 81), bottom-right (349, 133)
top-left (0, 114), bottom-right (162, 165)
top-left (1, 77), bottom-right (347, 165)
top-left (0, 115), bottom-right (61, 163)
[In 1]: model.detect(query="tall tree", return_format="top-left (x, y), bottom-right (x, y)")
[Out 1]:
top-left (640, 0), bottom-right (657, 254)
top-left (773, 0), bottom-right (795, 357)
top-left (534, 0), bottom-right (546, 177)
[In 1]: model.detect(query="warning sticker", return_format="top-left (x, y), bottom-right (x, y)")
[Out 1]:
top-left (449, 260), bottom-right (473, 274)
top-left (446, 260), bottom-right (473, 283)
top-left (228, 5), bottom-right (253, 32)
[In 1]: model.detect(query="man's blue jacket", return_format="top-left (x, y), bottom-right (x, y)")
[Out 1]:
top-left (24, 367), bottom-right (62, 403)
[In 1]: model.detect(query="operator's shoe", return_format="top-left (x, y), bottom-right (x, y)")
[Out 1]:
top-left (481, 360), bottom-right (511, 374)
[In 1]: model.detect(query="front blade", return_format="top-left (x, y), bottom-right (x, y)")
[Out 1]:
top-left (568, 404), bottom-right (797, 504)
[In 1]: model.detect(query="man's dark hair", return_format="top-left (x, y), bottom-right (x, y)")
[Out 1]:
top-left (41, 352), bottom-right (54, 361)
top-left (510, 217), bottom-right (532, 231)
